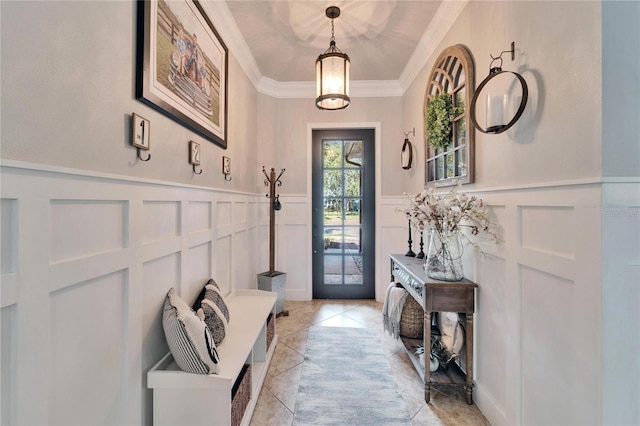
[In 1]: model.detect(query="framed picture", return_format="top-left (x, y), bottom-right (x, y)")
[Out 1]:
top-left (136, 0), bottom-right (228, 149)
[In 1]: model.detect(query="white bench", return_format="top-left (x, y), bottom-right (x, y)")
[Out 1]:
top-left (148, 289), bottom-right (278, 426)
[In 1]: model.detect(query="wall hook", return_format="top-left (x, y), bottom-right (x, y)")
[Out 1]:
top-left (489, 41), bottom-right (516, 71)
top-left (224, 174), bottom-right (232, 181)
top-left (137, 148), bottom-right (151, 162)
top-left (192, 164), bottom-right (203, 174)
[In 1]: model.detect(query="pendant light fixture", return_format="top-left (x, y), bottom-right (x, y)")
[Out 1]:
top-left (315, 6), bottom-right (350, 110)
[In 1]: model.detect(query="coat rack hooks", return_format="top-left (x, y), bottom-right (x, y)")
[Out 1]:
top-left (192, 164), bottom-right (203, 174)
top-left (137, 148), bottom-right (151, 162)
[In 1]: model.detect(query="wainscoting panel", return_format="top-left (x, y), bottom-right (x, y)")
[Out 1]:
top-left (187, 200), bottom-right (212, 233)
top-left (215, 234), bottom-right (233, 296)
top-left (1, 304), bottom-right (17, 426)
top-left (474, 255), bottom-right (507, 416)
top-left (520, 266), bottom-right (588, 426)
top-left (282, 223), bottom-right (309, 299)
top-left (142, 201), bottom-right (180, 244)
top-left (49, 271), bottom-right (127, 425)
top-left (0, 162), bottom-right (261, 426)
top-left (602, 181), bottom-right (640, 425)
top-left (520, 205), bottom-right (575, 258)
top-left (50, 199), bottom-right (127, 263)
top-left (378, 196), bottom-right (418, 299)
top-left (184, 242), bottom-right (213, 302)
top-left (471, 184), bottom-right (602, 426)
top-left (140, 252), bottom-right (180, 424)
top-left (1, 198), bottom-right (17, 275)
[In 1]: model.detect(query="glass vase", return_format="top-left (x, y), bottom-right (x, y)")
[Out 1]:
top-left (425, 229), bottom-right (464, 281)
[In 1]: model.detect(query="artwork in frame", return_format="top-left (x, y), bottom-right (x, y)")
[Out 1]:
top-left (136, 0), bottom-right (228, 149)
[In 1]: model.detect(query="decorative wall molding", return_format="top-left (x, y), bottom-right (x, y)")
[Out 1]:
top-left (0, 163), bottom-right (261, 425)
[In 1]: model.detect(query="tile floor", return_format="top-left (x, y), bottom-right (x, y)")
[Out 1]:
top-left (249, 299), bottom-right (490, 425)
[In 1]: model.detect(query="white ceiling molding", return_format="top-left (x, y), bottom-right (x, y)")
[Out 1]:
top-left (399, 0), bottom-right (470, 94)
top-left (258, 78), bottom-right (403, 99)
top-left (257, 78), bottom-right (314, 99)
top-left (198, 1), bottom-right (263, 88)
top-left (205, 1), bottom-right (467, 99)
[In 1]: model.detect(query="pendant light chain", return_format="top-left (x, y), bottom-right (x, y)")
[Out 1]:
top-left (330, 18), bottom-right (335, 44)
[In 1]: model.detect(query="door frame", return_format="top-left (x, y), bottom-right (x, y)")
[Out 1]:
top-left (306, 122), bottom-right (382, 301)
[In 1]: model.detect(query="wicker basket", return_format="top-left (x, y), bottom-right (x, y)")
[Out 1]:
top-left (266, 312), bottom-right (275, 350)
top-left (400, 296), bottom-right (423, 339)
top-left (231, 364), bottom-right (251, 426)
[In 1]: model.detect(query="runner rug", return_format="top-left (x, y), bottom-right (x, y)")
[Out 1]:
top-left (293, 326), bottom-right (410, 425)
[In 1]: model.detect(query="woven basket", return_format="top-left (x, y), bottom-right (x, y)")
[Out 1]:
top-left (266, 312), bottom-right (275, 350)
top-left (400, 296), bottom-right (423, 338)
top-left (231, 364), bottom-right (251, 426)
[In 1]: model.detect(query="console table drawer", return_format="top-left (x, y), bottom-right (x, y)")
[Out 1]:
top-left (424, 286), bottom-right (475, 313)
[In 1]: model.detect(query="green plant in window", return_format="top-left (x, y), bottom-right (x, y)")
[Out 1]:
top-left (425, 92), bottom-right (463, 150)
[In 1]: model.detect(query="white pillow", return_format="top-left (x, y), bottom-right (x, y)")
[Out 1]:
top-left (162, 288), bottom-right (220, 374)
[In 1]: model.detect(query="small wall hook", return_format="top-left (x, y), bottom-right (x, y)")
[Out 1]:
top-left (137, 148), bottom-right (151, 162)
top-left (404, 128), bottom-right (415, 138)
top-left (489, 41), bottom-right (516, 71)
top-left (192, 164), bottom-right (203, 174)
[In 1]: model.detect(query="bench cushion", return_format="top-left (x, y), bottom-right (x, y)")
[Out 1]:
top-left (163, 288), bottom-right (220, 374)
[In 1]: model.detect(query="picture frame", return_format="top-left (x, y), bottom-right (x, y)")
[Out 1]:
top-left (136, 0), bottom-right (228, 149)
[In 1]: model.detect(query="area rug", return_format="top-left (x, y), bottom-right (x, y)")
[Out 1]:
top-left (293, 326), bottom-right (410, 425)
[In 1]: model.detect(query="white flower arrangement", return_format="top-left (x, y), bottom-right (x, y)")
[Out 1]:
top-left (400, 181), bottom-right (499, 254)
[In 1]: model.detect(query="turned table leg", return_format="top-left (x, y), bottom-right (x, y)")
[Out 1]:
top-left (424, 309), bottom-right (432, 403)
top-left (465, 312), bottom-right (474, 405)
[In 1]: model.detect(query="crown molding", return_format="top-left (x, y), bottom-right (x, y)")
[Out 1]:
top-left (257, 78), bottom-right (403, 99)
top-left (207, 1), bottom-right (467, 98)
top-left (399, 0), bottom-right (469, 94)
top-left (198, 1), bottom-right (262, 88)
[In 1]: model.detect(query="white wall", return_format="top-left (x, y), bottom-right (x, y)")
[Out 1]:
top-left (0, 0), bottom-right (259, 193)
top-left (400, 1), bottom-right (640, 425)
top-left (602, 1), bottom-right (640, 178)
top-left (0, 1), bottom-right (262, 425)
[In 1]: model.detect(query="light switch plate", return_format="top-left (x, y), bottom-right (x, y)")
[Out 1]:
top-left (132, 113), bottom-right (150, 150)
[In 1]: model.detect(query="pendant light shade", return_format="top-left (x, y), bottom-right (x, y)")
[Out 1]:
top-left (316, 6), bottom-right (350, 110)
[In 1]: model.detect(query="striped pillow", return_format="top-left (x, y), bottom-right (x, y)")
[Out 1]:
top-left (193, 279), bottom-right (230, 345)
top-left (162, 288), bottom-right (220, 375)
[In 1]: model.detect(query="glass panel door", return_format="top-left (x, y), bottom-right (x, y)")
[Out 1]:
top-left (312, 129), bottom-right (375, 299)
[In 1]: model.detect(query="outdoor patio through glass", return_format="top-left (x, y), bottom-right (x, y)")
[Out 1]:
top-left (322, 139), bottom-right (363, 285)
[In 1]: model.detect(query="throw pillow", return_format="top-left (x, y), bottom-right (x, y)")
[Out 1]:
top-left (192, 279), bottom-right (230, 345)
top-left (162, 287), bottom-right (220, 374)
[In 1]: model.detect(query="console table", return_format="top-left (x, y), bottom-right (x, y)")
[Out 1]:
top-left (389, 254), bottom-right (477, 404)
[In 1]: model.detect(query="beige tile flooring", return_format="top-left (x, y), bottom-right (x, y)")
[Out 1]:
top-left (249, 299), bottom-right (490, 426)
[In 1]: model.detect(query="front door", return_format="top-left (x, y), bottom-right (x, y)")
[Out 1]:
top-left (312, 129), bottom-right (375, 299)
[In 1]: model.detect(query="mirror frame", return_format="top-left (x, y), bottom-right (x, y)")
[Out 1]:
top-left (424, 44), bottom-right (475, 187)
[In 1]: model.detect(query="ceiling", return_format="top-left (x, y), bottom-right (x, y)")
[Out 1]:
top-left (224, 1), bottom-right (442, 83)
